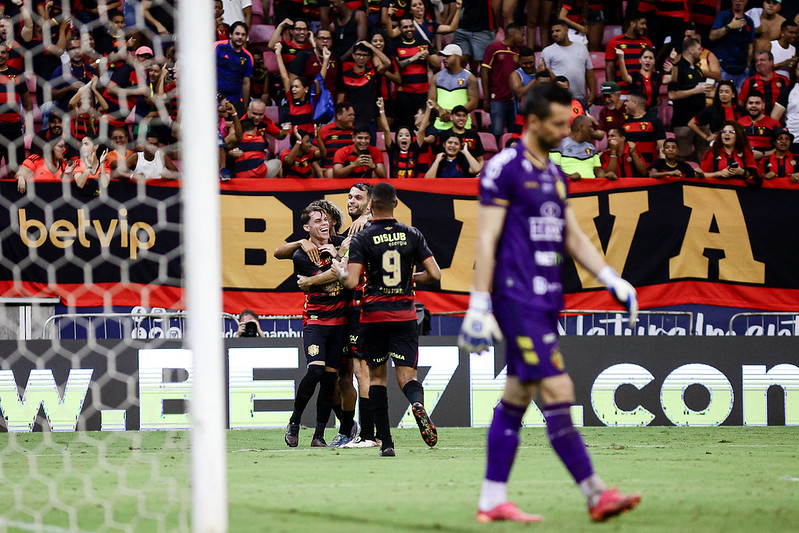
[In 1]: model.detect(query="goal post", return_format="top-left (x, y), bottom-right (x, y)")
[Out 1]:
top-left (177, 0), bottom-right (229, 531)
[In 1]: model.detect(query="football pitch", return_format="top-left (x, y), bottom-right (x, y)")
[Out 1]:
top-left (1, 426), bottom-right (797, 532)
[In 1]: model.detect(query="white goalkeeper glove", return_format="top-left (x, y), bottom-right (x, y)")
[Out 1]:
top-left (597, 266), bottom-right (638, 324)
top-left (458, 290), bottom-right (503, 354)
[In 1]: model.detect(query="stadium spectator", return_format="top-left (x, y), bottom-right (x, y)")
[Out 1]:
top-left (289, 29), bottom-right (340, 97)
top-left (557, 0), bottom-right (605, 51)
top-left (689, 0), bottom-right (718, 42)
top-left (752, 0), bottom-right (785, 54)
top-left (669, 37), bottom-right (713, 161)
top-left (51, 38), bottom-right (99, 113)
top-left (739, 91), bottom-right (781, 160)
top-left (221, 0), bottom-right (252, 29)
top-left (234, 309), bottom-right (265, 338)
top-left (394, 17), bottom-right (441, 129)
top-left (761, 128), bottom-right (799, 180)
top-left (622, 92), bottom-right (666, 168)
top-left (550, 115), bottom-right (608, 180)
top-left (31, 112), bottom-right (65, 158)
top-left (0, 42), bottom-right (32, 174)
top-left (700, 121), bottom-right (759, 185)
top-left (649, 138), bottom-right (701, 178)
top-left (318, 102), bottom-right (355, 177)
top-left (230, 119), bottom-right (281, 178)
top-left (605, 11), bottom-right (652, 95)
top-left (243, 98), bottom-right (288, 146)
top-left (481, 23), bottom-right (524, 138)
top-left (276, 41), bottom-right (329, 138)
top-left (650, 0), bottom-right (690, 52)
top-left (125, 130), bottom-right (180, 180)
top-left (555, 76), bottom-right (603, 140)
top-left (524, 0), bottom-right (554, 50)
top-left (19, 5), bottom-right (69, 114)
top-left (509, 47), bottom-right (544, 134)
top-left (369, 31), bottom-right (400, 123)
top-left (16, 138), bottom-right (76, 193)
top-left (214, 0), bottom-right (229, 41)
top-left (601, 127), bottom-right (647, 178)
top-left (107, 126), bottom-right (136, 179)
top-left (377, 97), bottom-right (426, 179)
top-left (103, 46), bottom-right (153, 130)
top-left (615, 47), bottom-right (672, 111)
top-left (430, 44), bottom-right (478, 131)
top-left (269, 18), bottom-right (313, 65)
top-left (332, 123), bottom-right (387, 179)
top-left (274, 0), bottom-right (305, 27)
top-left (688, 80), bottom-right (743, 147)
top-left (542, 20), bottom-right (596, 105)
top-left (73, 136), bottom-right (111, 190)
top-left (218, 96), bottom-right (243, 180)
top-left (67, 76), bottom-right (109, 141)
top-left (281, 129), bottom-right (322, 178)
top-left (771, 62), bottom-right (799, 154)
top-left (438, 105), bottom-right (485, 170)
top-left (767, 20), bottom-right (797, 79)
top-left (709, 0), bottom-right (755, 88)
top-left (95, 9), bottom-right (134, 71)
top-left (337, 43), bottom-right (381, 136)
top-left (330, 0), bottom-right (367, 61)
top-left (215, 21), bottom-right (252, 115)
top-left (597, 82), bottom-right (627, 134)
top-left (739, 50), bottom-right (790, 116)
top-left (425, 132), bottom-right (481, 178)
top-left (451, 0), bottom-right (496, 74)
top-left (385, 0), bottom-right (461, 41)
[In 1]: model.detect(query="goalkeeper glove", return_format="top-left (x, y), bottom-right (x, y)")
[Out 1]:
top-left (458, 290), bottom-right (503, 354)
top-left (597, 266), bottom-right (638, 323)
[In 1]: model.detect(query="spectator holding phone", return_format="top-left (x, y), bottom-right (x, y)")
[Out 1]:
top-left (700, 120), bottom-right (760, 185)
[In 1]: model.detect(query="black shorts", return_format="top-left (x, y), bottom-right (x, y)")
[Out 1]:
top-left (346, 309), bottom-right (363, 360)
top-left (304, 324), bottom-right (347, 370)
top-left (359, 320), bottom-right (419, 369)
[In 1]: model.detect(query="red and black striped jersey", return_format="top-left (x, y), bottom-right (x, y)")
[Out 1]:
top-left (349, 218), bottom-right (433, 323)
top-left (293, 235), bottom-right (348, 326)
top-left (561, 0), bottom-right (603, 25)
top-left (234, 132), bottom-right (268, 179)
top-left (381, 0), bottom-right (409, 21)
top-left (318, 122), bottom-right (353, 168)
top-left (760, 152), bottom-right (798, 178)
top-left (396, 39), bottom-right (431, 94)
top-left (630, 71), bottom-right (663, 109)
top-left (600, 144), bottom-right (635, 177)
top-left (739, 115), bottom-right (781, 153)
top-left (690, 0), bottom-right (718, 29)
top-left (281, 146), bottom-right (319, 178)
top-left (6, 45), bottom-right (22, 72)
top-left (333, 144), bottom-right (384, 178)
top-left (288, 96), bottom-right (314, 135)
top-left (739, 74), bottom-right (790, 117)
top-left (339, 62), bottom-right (378, 122)
top-left (0, 66), bottom-right (27, 123)
top-left (700, 148), bottom-right (758, 175)
top-left (638, 0), bottom-right (656, 12)
top-left (605, 35), bottom-right (654, 92)
top-left (279, 39), bottom-right (312, 67)
top-left (655, 0), bottom-right (689, 21)
top-left (387, 142), bottom-right (424, 178)
top-left (621, 112), bottom-right (666, 167)
top-left (103, 64), bottom-right (145, 125)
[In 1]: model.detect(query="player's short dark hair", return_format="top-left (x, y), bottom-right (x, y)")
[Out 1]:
top-left (682, 37), bottom-right (700, 52)
top-left (521, 82), bottom-right (573, 119)
top-left (353, 123), bottom-right (370, 137)
top-left (746, 90), bottom-right (765, 101)
top-left (229, 21), bottom-right (248, 34)
top-left (301, 203), bottom-right (326, 225)
top-left (352, 182), bottom-right (373, 197)
top-left (239, 118), bottom-right (256, 131)
top-left (335, 101), bottom-right (353, 115)
top-left (309, 199), bottom-right (344, 233)
top-left (519, 46), bottom-right (535, 58)
top-left (371, 182), bottom-right (397, 211)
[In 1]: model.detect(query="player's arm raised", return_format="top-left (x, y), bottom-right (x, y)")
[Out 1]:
top-left (564, 206), bottom-right (638, 322)
top-left (458, 204), bottom-right (507, 352)
top-left (413, 256), bottom-right (441, 285)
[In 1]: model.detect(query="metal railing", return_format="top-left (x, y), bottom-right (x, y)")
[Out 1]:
top-left (41, 312), bottom-right (240, 340)
top-left (728, 312), bottom-right (799, 336)
top-left (560, 310), bottom-right (694, 336)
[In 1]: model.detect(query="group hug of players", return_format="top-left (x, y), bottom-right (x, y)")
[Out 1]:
top-left (274, 182), bottom-right (440, 456)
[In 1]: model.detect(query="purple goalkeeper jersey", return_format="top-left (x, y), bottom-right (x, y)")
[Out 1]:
top-left (479, 144), bottom-right (569, 313)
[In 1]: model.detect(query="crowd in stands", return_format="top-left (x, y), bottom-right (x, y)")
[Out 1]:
top-left (4, 0), bottom-right (799, 187)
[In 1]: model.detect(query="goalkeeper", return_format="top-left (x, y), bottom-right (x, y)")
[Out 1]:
top-left (458, 82), bottom-right (641, 524)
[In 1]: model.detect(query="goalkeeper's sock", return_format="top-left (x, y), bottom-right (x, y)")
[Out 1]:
top-left (290, 365), bottom-right (324, 425)
top-left (478, 480), bottom-right (509, 512)
top-left (485, 400), bottom-right (525, 484)
top-left (401, 380), bottom-right (425, 406)
top-left (578, 474), bottom-right (608, 508)
top-left (544, 403), bottom-right (595, 487)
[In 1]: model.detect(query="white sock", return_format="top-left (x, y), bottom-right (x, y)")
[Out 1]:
top-left (578, 474), bottom-right (607, 507)
top-left (478, 479), bottom-right (508, 512)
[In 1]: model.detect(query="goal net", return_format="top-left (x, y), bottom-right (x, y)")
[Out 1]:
top-left (0, 1), bottom-right (225, 531)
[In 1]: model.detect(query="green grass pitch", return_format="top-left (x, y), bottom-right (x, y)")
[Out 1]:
top-left (1, 427), bottom-right (797, 532)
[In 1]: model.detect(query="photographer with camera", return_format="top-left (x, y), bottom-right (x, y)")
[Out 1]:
top-left (235, 309), bottom-right (265, 338)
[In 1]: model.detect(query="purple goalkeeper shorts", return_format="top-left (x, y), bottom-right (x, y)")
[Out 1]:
top-left (493, 299), bottom-right (566, 382)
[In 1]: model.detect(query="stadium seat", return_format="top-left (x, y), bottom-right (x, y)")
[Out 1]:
top-left (595, 135), bottom-right (608, 153)
top-left (479, 132), bottom-right (498, 155)
top-left (590, 52), bottom-right (605, 70)
top-left (264, 105), bottom-right (279, 125)
top-left (499, 133), bottom-right (517, 149)
top-left (376, 132), bottom-right (386, 151)
top-left (249, 25), bottom-right (275, 52)
top-left (659, 102), bottom-right (673, 130)
top-left (251, 0), bottom-right (265, 25)
top-left (594, 69), bottom-right (606, 88)
top-left (382, 151), bottom-right (390, 174)
top-left (263, 50), bottom-right (278, 74)
top-left (603, 25), bottom-right (622, 47)
top-left (471, 109), bottom-right (491, 132)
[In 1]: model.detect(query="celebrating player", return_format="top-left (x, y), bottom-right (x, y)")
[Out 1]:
top-left (332, 183), bottom-right (441, 456)
top-left (459, 82), bottom-right (641, 523)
